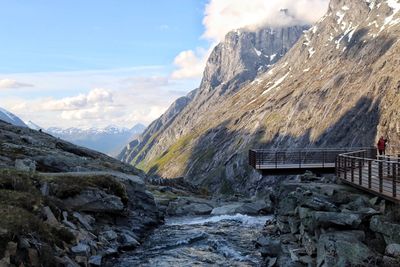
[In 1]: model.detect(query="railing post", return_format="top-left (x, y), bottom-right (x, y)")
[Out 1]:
top-left (393, 163), bottom-right (397, 198)
top-left (335, 156), bottom-right (338, 178)
top-left (351, 158), bottom-right (355, 183)
top-left (275, 152), bottom-right (277, 169)
top-left (368, 161), bottom-right (372, 189)
top-left (359, 158), bottom-right (363, 185)
top-left (299, 151), bottom-right (301, 168)
top-left (344, 157), bottom-right (347, 180)
top-left (379, 161), bottom-right (383, 193)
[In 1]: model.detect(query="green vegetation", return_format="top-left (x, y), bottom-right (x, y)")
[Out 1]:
top-left (0, 170), bottom-right (75, 265)
top-left (0, 169), bottom-right (129, 265)
top-left (144, 133), bottom-right (195, 174)
top-left (40, 174), bottom-right (128, 204)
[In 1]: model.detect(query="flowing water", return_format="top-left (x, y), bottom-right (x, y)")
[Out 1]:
top-left (112, 214), bottom-right (271, 267)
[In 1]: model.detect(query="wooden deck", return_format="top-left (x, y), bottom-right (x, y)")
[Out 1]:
top-left (249, 147), bottom-right (400, 203)
top-left (249, 148), bottom-right (375, 175)
top-left (336, 151), bottom-right (400, 202)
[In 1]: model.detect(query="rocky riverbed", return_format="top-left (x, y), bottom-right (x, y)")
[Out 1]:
top-left (108, 214), bottom-right (271, 267)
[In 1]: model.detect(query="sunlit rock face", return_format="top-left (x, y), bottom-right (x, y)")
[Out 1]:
top-left (121, 0), bottom-right (400, 195)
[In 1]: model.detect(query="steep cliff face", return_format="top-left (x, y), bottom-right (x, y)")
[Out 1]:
top-left (123, 0), bottom-right (400, 195)
top-left (120, 25), bottom-right (309, 172)
top-left (118, 88), bottom-right (198, 164)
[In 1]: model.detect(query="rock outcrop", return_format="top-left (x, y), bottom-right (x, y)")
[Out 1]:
top-left (0, 121), bottom-right (161, 266)
top-left (120, 0), bottom-right (400, 196)
top-left (256, 173), bottom-right (400, 267)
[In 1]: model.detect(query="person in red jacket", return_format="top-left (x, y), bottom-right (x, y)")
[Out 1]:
top-left (377, 136), bottom-right (388, 156)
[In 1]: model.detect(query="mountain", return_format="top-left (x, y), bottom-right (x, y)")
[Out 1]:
top-left (121, 0), bottom-right (400, 195)
top-left (119, 24), bottom-right (309, 168)
top-left (46, 124), bottom-right (146, 156)
top-left (0, 107), bottom-right (27, 127)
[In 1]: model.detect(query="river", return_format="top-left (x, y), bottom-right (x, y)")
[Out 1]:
top-left (110, 214), bottom-right (271, 267)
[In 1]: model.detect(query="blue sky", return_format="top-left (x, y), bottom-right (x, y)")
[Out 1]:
top-left (0, 0), bottom-right (328, 129)
top-left (0, 0), bottom-right (208, 73)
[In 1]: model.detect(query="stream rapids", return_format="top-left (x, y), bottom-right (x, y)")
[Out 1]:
top-left (111, 214), bottom-right (272, 267)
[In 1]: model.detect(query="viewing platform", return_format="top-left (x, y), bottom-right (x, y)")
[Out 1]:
top-left (249, 147), bottom-right (400, 203)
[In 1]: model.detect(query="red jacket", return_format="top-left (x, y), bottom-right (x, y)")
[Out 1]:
top-left (377, 138), bottom-right (386, 150)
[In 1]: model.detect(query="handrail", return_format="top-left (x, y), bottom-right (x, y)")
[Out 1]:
top-left (336, 149), bottom-right (400, 202)
top-left (251, 147), bottom-right (372, 153)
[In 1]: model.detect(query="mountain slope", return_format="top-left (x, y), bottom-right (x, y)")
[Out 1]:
top-left (120, 24), bottom-right (309, 170)
top-left (123, 0), bottom-right (400, 195)
top-left (0, 107), bottom-right (27, 127)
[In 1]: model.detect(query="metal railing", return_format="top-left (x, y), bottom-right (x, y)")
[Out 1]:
top-left (336, 149), bottom-right (400, 202)
top-left (249, 147), bottom-right (376, 170)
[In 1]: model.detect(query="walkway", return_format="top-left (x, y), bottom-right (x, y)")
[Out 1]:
top-left (249, 148), bottom-right (375, 175)
top-left (336, 150), bottom-right (400, 202)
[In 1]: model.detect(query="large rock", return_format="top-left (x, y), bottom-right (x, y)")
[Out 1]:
top-left (386, 243), bottom-right (400, 258)
top-left (370, 215), bottom-right (400, 244)
top-left (14, 159), bottom-right (36, 172)
top-left (255, 236), bottom-right (282, 257)
top-left (63, 189), bottom-right (124, 213)
top-left (317, 231), bottom-right (377, 267)
top-left (313, 211), bottom-right (362, 229)
top-left (166, 198), bottom-right (214, 216)
top-left (211, 204), bottom-right (242, 215)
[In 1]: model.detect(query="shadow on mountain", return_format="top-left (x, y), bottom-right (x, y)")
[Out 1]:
top-left (342, 27), bottom-right (396, 64)
top-left (183, 96), bottom-right (381, 194)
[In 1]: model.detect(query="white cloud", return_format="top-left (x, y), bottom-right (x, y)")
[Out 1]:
top-left (171, 0), bottom-right (329, 80)
top-left (202, 0), bottom-right (330, 42)
top-left (0, 79), bottom-right (34, 89)
top-left (171, 48), bottom-right (209, 79)
top-left (43, 88), bottom-right (113, 111)
top-left (0, 69), bottom-right (198, 128)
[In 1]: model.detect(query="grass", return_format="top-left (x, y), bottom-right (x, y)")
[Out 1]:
top-left (0, 169), bottom-right (76, 265)
top-left (40, 174), bottom-right (129, 204)
top-left (144, 134), bottom-right (195, 174)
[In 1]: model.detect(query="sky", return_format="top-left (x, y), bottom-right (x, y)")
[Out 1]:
top-left (0, 0), bottom-right (329, 129)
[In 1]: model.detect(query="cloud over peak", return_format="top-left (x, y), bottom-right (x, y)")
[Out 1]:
top-left (203, 0), bottom-right (330, 42)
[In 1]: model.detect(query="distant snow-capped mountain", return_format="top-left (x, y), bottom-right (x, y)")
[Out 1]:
top-left (0, 107), bottom-right (27, 127)
top-left (45, 124), bottom-right (146, 156)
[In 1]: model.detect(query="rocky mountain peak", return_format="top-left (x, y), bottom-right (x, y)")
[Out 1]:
top-left (200, 25), bottom-right (309, 96)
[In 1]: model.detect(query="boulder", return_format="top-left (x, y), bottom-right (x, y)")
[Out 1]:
top-left (235, 200), bottom-right (272, 215)
top-left (42, 206), bottom-right (58, 225)
top-left (63, 189), bottom-right (124, 213)
top-left (382, 256), bottom-right (400, 267)
top-left (255, 236), bottom-right (281, 257)
top-left (71, 243), bottom-right (90, 256)
top-left (317, 231), bottom-right (377, 267)
top-left (119, 233), bottom-right (140, 250)
top-left (14, 158), bottom-right (36, 172)
top-left (88, 255), bottom-right (102, 266)
top-left (370, 215), bottom-right (400, 244)
top-left (186, 203), bottom-right (213, 215)
top-left (166, 198), bottom-right (213, 216)
top-left (73, 212), bottom-right (95, 231)
top-left (300, 196), bottom-right (338, 212)
top-left (211, 204), bottom-right (242, 215)
top-left (386, 243), bottom-right (400, 258)
top-left (101, 230), bottom-right (118, 241)
top-left (313, 211), bottom-right (362, 228)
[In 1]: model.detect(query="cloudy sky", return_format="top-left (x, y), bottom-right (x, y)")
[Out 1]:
top-left (0, 0), bottom-right (329, 129)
